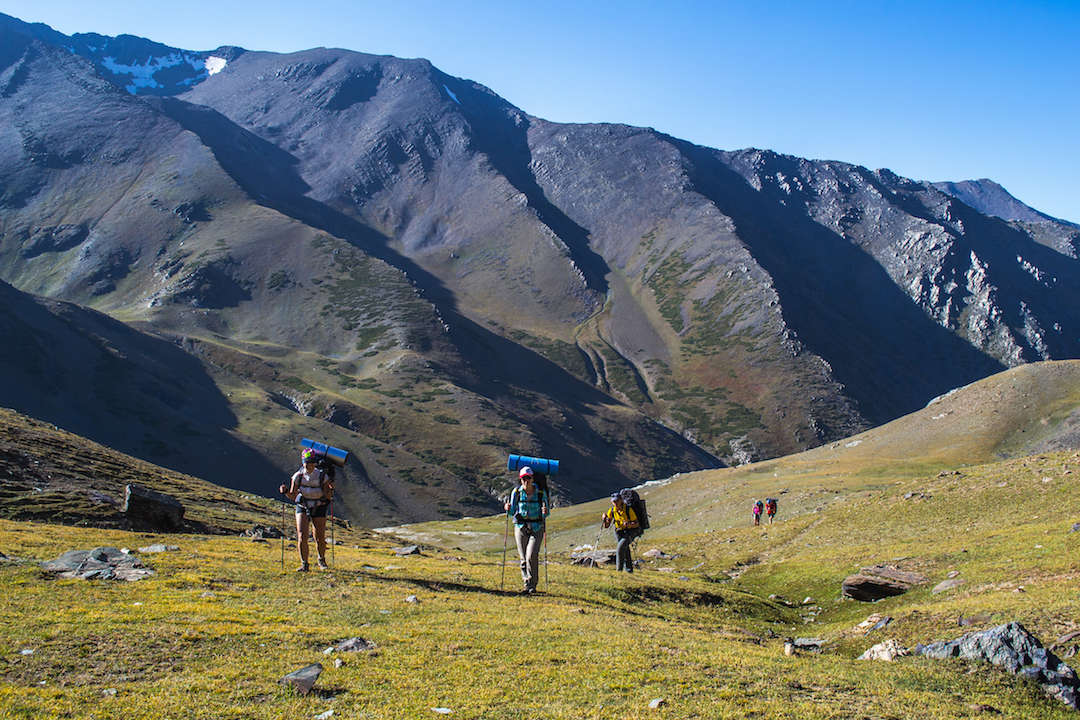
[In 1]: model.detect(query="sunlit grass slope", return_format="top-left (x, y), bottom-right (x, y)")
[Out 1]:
top-left (1, 518), bottom-right (1075, 719)
top-left (2, 361), bottom-right (1079, 718)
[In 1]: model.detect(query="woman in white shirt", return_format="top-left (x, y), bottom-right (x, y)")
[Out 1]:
top-left (279, 448), bottom-right (334, 571)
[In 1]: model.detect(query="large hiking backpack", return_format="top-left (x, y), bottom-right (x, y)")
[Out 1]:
top-left (618, 488), bottom-right (649, 532)
top-left (765, 498), bottom-right (777, 515)
top-left (753, 500), bottom-right (763, 514)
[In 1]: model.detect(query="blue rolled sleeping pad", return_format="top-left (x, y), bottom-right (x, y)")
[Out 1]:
top-left (301, 438), bottom-right (350, 467)
top-left (507, 454), bottom-right (559, 476)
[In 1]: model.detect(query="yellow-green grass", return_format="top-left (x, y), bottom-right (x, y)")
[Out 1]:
top-left (2, 518), bottom-right (1074, 719)
top-left (4, 361), bottom-right (1080, 718)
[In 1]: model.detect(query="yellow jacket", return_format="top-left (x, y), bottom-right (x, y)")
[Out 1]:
top-left (604, 504), bottom-right (638, 530)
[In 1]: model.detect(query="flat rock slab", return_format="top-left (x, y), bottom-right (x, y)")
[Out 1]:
top-left (570, 549), bottom-right (616, 566)
top-left (932, 578), bottom-right (966, 594)
top-left (392, 545), bottom-right (421, 556)
top-left (842, 564), bottom-right (929, 601)
top-left (281, 663), bottom-right (322, 695)
top-left (137, 544), bottom-right (179, 554)
top-left (41, 547), bottom-right (154, 581)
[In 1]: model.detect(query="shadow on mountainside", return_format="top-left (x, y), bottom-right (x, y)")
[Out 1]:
top-left (0, 280), bottom-right (280, 494)
top-left (158, 99), bottom-right (717, 499)
top-left (444, 77), bottom-right (611, 296)
top-left (675, 140), bottom-right (1006, 424)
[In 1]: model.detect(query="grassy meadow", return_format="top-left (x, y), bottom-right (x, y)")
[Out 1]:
top-left (2, 361), bottom-right (1080, 718)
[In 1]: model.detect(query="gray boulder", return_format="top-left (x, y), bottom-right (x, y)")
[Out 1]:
top-left (123, 484), bottom-right (184, 530)
top-left (392, 545), bottom-right (421, 556)
top-left (281, 663), bottom-right (322, 695)
top-left (915, 622), bottom-right (1078, 709)
top-left (333, 637), bottom-right (377, 653)
top-left (41, 547), bottom-right (154, 581)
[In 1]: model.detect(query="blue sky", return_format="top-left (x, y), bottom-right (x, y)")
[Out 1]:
top-left (5, 0), bottom-right (1078, 223)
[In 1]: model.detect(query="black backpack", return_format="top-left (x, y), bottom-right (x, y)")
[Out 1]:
top-left (618, 488), bottom-right (649, 531)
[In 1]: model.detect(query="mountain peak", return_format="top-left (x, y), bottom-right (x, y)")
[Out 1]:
top-left (933, 178), bottom-right (1068, 225)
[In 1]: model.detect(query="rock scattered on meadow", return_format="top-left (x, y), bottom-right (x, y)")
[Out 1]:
top-left (648, 698), bottom-right (666, 709)
top-left (137, 544), bottom-right (179, 554)
top-left (915, 622), bottom-right (1079, 710)
top-left (393, 545), bottom-right (421, 556)
top-left (333, 637), bottom-right (377, 653)
top-left (281, 663), bottom-right (322, 695)
top-left (932, 578), bottom-right (965, 594)
top-left (859, 639), bottom-right (910, 661)
top-left (123, 484), bottom-right (184, 530)
top-left (41, 547), bottom-right (154, 581)
top-left (841, 564), bottom-right (928, 601)
top-left (570, 549), bottom-right (615, 566)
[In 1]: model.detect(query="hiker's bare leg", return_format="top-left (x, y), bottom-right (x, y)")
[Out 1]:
top-left (313, 516), bottom-right (328, 565)
top-left (295, 512), bottom-right (310, 566)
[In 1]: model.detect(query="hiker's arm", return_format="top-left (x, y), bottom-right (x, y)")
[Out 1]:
top-left (280, 473), bottom-right (300, 501)
top-left (601, 511), bottom-right (611, 529)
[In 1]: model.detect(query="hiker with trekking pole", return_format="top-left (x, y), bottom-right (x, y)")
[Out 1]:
top-left (503, 466), bottom-right (550, 594)
top-left (279, 446), bottom-right (335, 572)
top-left (602, 490), bottom-right (645, 573)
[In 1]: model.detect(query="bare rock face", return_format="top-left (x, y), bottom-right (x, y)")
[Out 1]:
top-left (842, 564), bottom-right (929, 601)
top-left (123, 484), bottom-right (184, 531)
top-left (916, 622), bottom-right (1079, 710)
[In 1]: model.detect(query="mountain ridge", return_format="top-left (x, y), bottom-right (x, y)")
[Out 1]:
top-left (1, 12), bottom-right (1078, 524)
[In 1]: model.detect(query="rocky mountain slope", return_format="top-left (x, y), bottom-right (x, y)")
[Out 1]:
top-left (1, 12), bottom-right (1078, 523)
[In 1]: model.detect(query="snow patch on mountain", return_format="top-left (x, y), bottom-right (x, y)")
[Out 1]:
top-left (101, 52), bottom-right (208, 94)
top-left (205, 56), bottom-right (227, 75)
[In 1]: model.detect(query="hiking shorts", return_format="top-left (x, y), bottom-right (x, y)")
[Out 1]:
top-left (295, 499), bottom-right (329, 518)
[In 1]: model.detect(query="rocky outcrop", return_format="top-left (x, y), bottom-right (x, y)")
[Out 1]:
top-left (916, 622), bottom-right (1079, 710)
top-left (123, 484), bottom-right (185, 530)
top-left (842, 564), bottom-right (929, 601)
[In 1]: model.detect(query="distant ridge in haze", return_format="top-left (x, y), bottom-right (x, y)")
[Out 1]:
top-left (933, 179), bottom-right (1073, 226)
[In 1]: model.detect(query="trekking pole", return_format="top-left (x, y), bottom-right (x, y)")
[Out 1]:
top-left (500, 510), bottom-right (509, 592)
top-left (280, 501), bottom-right (285, 571)
top-left (543, 523), bottom-right (549, 592)
top-left (330, 500), bottom-right (335, 568)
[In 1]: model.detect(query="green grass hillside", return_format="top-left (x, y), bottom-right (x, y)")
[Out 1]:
top-left (2, 361), bottom-right (1079, 718)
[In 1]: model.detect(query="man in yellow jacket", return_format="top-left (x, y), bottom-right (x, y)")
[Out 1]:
top-left (601, 493), bottom-right (640, 573)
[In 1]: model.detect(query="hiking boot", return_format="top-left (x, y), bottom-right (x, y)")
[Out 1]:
top-left (317, 557), bottom-right (329, 570)
top-left (296, 562), bottom-right (309, 572)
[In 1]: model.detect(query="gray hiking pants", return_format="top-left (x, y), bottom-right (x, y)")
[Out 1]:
top-left (615, 530), bottom-right (635, 573)
top-left (514, 525), bottom-right (544, 590)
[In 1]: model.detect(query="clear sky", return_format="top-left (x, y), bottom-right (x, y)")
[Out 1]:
top-left (5, 0), bottom-right (1078, 223)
